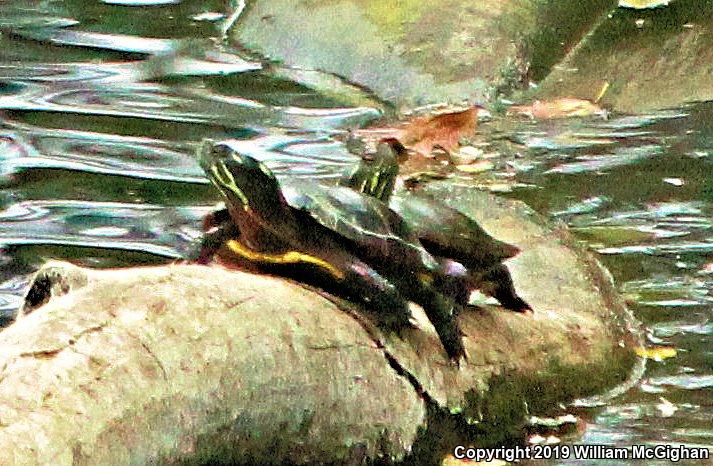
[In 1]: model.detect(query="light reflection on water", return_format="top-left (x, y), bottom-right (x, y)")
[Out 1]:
top-left (0, 0), bottom-right (711, 462)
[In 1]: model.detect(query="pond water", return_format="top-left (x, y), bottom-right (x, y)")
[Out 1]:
top-left (0, 1), bottom-right (711, 464)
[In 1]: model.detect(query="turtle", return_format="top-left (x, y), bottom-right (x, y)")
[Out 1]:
top-left (340, 138), bottom-right (532, 313)
top-left (193, 139), bottom-right (466, 362)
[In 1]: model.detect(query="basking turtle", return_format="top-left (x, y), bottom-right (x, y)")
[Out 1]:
top-left (194, 139), bottom-right (466, 361)
top-left (340, 139), bottom-right (531, 312)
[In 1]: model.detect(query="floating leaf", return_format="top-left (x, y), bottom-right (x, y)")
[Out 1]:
top-left (663, 177), bottom-right (684, 186)
top-left (529, 414), bottom-right (578, 428)
top-left (619, 0), bottom-right (671, 9)
top-left (355, 106), bottom-right (482, 156)
top-left (400, 106), bottom-right (480, 155)
top-left (508, 98), bottom-right (606, 120)
top-left (656, 397), bottom-right (678, 417)
top-left (456, 161), bottom-right (494, 173)
top-left (452, 146), bottom-right (485, 164)
top-left (635, 346), bottom-right (677, 361)
top-left (442, 455), bottom-right (507, 466)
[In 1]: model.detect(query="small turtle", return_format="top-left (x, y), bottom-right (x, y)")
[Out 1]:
top-left (194, 139), bottom-right (466, 362)
top-left (340, 139), bottom-right (531, 312)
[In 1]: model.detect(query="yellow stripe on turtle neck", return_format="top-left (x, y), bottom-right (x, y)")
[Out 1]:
top-left (225, 239), bottom-right (345, 280)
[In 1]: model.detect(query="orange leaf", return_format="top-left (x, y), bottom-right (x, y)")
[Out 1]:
top-left (354, 106), bottom-right (482, 157)
top-left (508, 98), bottom-right (606, 120)
top-left (635, 346), bottom-right (677, 361)
top-left (400, 106), bottom-right (480, 156)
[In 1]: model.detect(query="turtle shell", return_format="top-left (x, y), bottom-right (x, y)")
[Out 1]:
top-left (390, 192), bottom-right (519, 270)
top-left (339, 139), bottom-right (519, 270)
top-left (280, 181), bottom-right (439, 270)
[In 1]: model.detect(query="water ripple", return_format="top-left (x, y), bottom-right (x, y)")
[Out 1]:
top-left (0, 200), bottom-right (209, 259)
top-left (647, 375), bottom-right (713, 391)
top-left (545, 145), bottom-right (664, 174)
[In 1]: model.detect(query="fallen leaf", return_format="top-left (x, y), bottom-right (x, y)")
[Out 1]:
top-left (508, 98), bottom-right (606, 120)
top-left (452, 145), bottom-right (485, 164)
top-left (442, 455), bottom-right (507, 466)
top-left (656, 397), bottom-right (678, 417)
top-left (619, 0), bottom-right (670, 9)
top-left (663, 177), bottom-right (684, 186)
top-left (529, 414), bottom-right (578, 428)
top-left (400, 106), bottom-right (480, 155)
top-left (456, 161), bottom-right (494, 173)
top-left (354, 106), bottom-right (483, 157)
top-left (635, 346), bottom-right (677, 361)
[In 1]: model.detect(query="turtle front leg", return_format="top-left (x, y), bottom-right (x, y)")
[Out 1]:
top-left (202, 207), bottom-right (231, 231)
top-left (186, 219), bottom-right (240, 265)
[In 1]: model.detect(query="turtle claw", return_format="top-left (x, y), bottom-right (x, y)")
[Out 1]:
top-left (453, 352), bottom-right (467, 368)
top-left (511, 298), bottom-right (533, 314)
top-left (444, 335), bottom-right (467, 365)
top-left (499, 295), bottom-right (533, 314)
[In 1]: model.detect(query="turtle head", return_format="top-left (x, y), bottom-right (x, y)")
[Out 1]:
top-left (378, 138), bottom-right (409, 164)
top-left (367, 138), bottom-right (406, 202)
top-left (340, 137), bottom-right (406, 203)
top-left (198, 139), bottom-right (284, 215)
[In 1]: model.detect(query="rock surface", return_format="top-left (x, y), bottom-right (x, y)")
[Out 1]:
top-left (231, 0), bottom-right (613, 109)
top-left (0, 188), bottom-right (641, 465)
top-left (535, 0), bottom-right (713, 112)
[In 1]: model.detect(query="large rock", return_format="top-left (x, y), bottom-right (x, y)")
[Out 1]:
top-left (0, 188), bottom-right (641, 465)
top-left (231, 0), bottom-right (614, 110)
top-left (535, 0), bottom-right (713, 112)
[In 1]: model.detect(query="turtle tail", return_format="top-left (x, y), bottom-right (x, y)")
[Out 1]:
top-left (478, 264), bottom-right (532, 313)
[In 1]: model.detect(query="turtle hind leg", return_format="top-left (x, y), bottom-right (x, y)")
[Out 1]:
top-left (277, 246), bottom-right (414, 334)
top-left (478, 264), bottom-right (532, 313)
top-left (433, 259), bottom-right (471, 307)
top-left (398, 277), bottom-right (466, 363)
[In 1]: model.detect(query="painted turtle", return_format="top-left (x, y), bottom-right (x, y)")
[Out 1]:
top-left (340, 139), bottom-right (531, 312)
top-left (194, 139), bottom-right (466, 362)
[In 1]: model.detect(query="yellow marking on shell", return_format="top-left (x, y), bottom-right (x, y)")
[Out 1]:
top-left (226, 239), bottom-right (345, 280)
top-left (376, 174), bottom-right (390, 199)
top-left (358, 176), bottom-right (368, 192)
top-left (595, 80), bottom-right (610, 104)
top-left (257, 160), bottom-right (275, 179)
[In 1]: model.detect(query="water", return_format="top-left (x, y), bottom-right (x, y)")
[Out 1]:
top-left (0, 1), bottom-right (711, 463)
top-left (493, 109), bottom-right (713, 464)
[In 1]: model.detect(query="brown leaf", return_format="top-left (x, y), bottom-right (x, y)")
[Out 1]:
top-left (400, 106), bottom-right (480, 155)
top-left (354, 106), bottom-right (482, 157)
top-left (508, 98), bottom-right (606, 120)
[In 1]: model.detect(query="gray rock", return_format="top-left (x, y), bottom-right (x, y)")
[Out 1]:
top-left (2, 189), bottom-right (640, 464)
